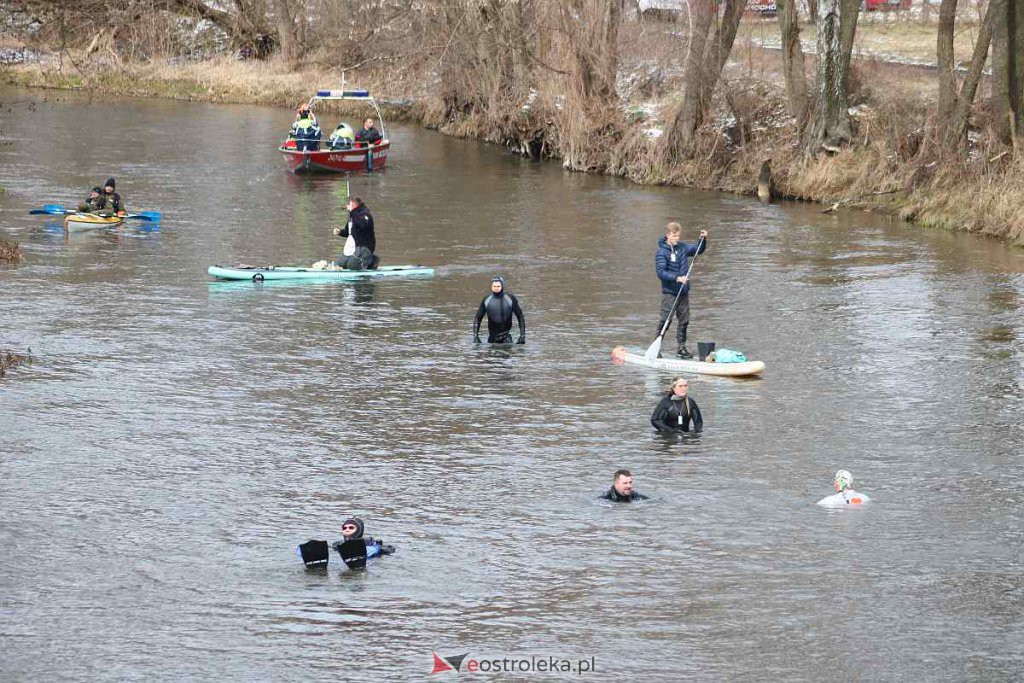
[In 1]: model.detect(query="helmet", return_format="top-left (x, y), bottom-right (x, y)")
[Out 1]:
top-left (834, 469), bottom-right (853, 492)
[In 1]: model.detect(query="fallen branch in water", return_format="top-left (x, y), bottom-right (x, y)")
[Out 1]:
top-left (822, 188), bottom-right (905, 213)
top-left (0, 348), bottom-right (32, 377)
top-left (0, 237), bottom-right (22, 262)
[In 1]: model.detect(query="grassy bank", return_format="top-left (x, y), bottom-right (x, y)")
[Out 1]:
top-left (3, 42), bottom-right (1022, 246)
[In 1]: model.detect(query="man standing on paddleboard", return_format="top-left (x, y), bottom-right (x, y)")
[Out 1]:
top-left (473, 276), bottom-right (525, 344)
top-left (655, 223), bottom-right (708, 359)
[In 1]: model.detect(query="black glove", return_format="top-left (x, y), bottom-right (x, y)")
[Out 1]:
top-left (516, 335), bottom-right (526, 345)
top-left (473, 335), bottom-right (482, 344)
top-left (379, 544), bottom-right (396, 555)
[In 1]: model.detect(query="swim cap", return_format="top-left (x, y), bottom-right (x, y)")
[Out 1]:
top-left (834, 470), bottom-right (853, 492)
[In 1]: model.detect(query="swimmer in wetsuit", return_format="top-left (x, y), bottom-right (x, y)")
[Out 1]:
top-left (817, 470), bottom-right (871, 507)
top-left (473, 276), bottom-right (525, 344)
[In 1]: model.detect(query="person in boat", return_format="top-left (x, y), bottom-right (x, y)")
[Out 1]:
top-left (355, 117), bottom-right (383, 147)
top-left (817, 470), bottom-right (871, 508)
top-left (600, 469), bottom-right (648, 503)
top-left (95, 177), bottom-right (125, 215)
top-left (332, 517), bottom-right (395, 562)
top-left (650, 376), bottom-right (703, 433)
top-left (290, 108), bottom-right (322, 151)
top-left (473, 276), bottom-right (525, 344)
top-left (77, 186), bottom-right (103, 213)
top-left (329, 122), bottom-right (356, 150)
top-left (332, 196), bottom-right (378, 270)
top-left (655, 222), bottom-right (708, 359)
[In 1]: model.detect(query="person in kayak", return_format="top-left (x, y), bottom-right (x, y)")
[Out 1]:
top-left (650, 376), bottom-right (703, 433)
top-left (77, 186), bottom-right (103, 213)
top-left (473, 276), bottom-right (525, 344)
top-left (329, 122), bottom-right (355, 150)
top-left (331, 517), bottom-right (395, 561)
top-left (95, 177), bottom-right (125, 215)
top-left (355, 117), bottom-right (383, 146)
top-left (332, 196), bottom-right (378, 270)
top-left (600, 469), bottom-right (648, 502)
top-left (655, 222), bottom-right (708, 358)
top-left (817, 470), bottom-right (871, 508)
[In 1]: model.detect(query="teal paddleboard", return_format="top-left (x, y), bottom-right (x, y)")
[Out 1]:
top-left (208, 264), bottom-right (435, 282)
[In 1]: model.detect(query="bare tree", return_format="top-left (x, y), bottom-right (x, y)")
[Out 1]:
top-left (268, 0), bottom-right (303, 66)
top-left (991, 0), bottom-right (1024, 142)
top-left (664, 0), bottom-right (748, 156)
top-left (777, 0), bottom-right (808, 123)
top-left (802, 0), bottom-right (860, 153)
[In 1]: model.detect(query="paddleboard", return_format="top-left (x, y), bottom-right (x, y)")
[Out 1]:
top-left (611, 346), bottom-right (765, 377)
top-left (208, 264), bottom-right (435, 281)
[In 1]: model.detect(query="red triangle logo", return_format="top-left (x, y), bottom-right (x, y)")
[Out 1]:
top-left (431, 651), bottom-right (455, 674)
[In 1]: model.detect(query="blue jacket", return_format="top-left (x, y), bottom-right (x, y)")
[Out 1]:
top-left (655, 235), bottom-right (706, 295)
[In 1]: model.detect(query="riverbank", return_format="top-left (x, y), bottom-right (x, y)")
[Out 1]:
top-left (3, 44), bottom-right (1022, 246)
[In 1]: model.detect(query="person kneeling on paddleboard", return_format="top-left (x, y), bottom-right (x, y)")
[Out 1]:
top-left (650, 376), bottom-right (703, 433)
top-left (817, 470), bottom-right (871, 508)
top-left (600, 469), bottom-right (648, 502)
top-left (332, 196), bottom-right (379, 270)
top-left (473, 276), bottom-right (525, 344)
top-left (655, 223), bottom-right (708, 359)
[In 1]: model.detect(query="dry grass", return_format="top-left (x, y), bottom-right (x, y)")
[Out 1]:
top-left (0, 349), bottom-right (32, 377)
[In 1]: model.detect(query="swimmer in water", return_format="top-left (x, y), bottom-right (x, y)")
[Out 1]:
top-left (817, 469), bottom-right (871, 507)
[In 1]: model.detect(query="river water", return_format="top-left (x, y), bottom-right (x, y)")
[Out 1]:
top-left (1, 87), bottom-right (1023, 680)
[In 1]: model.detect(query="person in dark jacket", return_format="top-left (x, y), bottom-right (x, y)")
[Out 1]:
top-left (473, 276), bottom-right (525, 344)
top-left (77, 186), bottom-right (103, 213)
top-left (355, 117), bottom-right (383, 146)
top-left (332, 197), bottom-right (378, 270)
top-left (95, 177), bottom-right (125, 215)
top-left (655, 222), bottom-right (708, 358)
top-left (599, 469), bottom-right (648, 502)
top-left (651, 376), bottom-right (703, 433)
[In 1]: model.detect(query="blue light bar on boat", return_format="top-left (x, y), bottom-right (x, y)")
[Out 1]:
top-left (315, 90), bottom-right (371, 98)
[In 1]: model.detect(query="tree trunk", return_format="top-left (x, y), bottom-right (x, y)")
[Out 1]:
top-left (778, 0), bottom-right (808, 122)
top-left (803, 0), bottom-right (859, 153)
top-left (665, 0), bottom-right (748, 156)
top-left (922, 0), bottom-right (932, 22)
top-left (950, 1), bottom-right (995, 143)
top-left (270, 0), bottom-right (300, 65)
top-left (936, 0), bottom-right (958, 123)
top-left (991, 0), bottom-right (1024, 143)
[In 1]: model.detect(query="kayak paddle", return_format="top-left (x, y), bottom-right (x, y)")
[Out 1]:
top-left (125, 211), bottom-right (162, 222)
top-left (645, 234), bottom-right (706, 361)
top-left (28, 204), bottom-right (72, 215)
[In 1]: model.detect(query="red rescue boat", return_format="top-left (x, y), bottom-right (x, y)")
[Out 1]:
top-left (279, 88), bottom-right (390, 174)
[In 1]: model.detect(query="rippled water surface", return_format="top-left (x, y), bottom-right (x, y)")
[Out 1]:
top-left (2, 87), bottom-right (1023, 680)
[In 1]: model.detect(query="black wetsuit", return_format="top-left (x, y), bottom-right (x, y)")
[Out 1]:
top-left (335, 204), bottom-right (378, 270)
top-left (600, 487), bottom-right (648, 502)
top-left (650, 393), bottom-right (703, 432)
top-left (474, 291), bottom-right (525, 343)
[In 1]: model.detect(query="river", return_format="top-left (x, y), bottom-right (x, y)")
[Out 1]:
top-left (1, 86), bottom-right (1023, 680)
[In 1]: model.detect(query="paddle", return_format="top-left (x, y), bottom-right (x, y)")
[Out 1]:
top-left (341, 178), bottom-right (356, 257)
top-left (124, 211), bottom-right (162, 222)
top-left (28, 204), bottom-right (72, 215)
top-left (645, 234), bottom-right (706, 361)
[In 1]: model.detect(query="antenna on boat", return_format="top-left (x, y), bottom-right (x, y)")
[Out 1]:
top-left (341, 70), bottom-right (346, 91)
